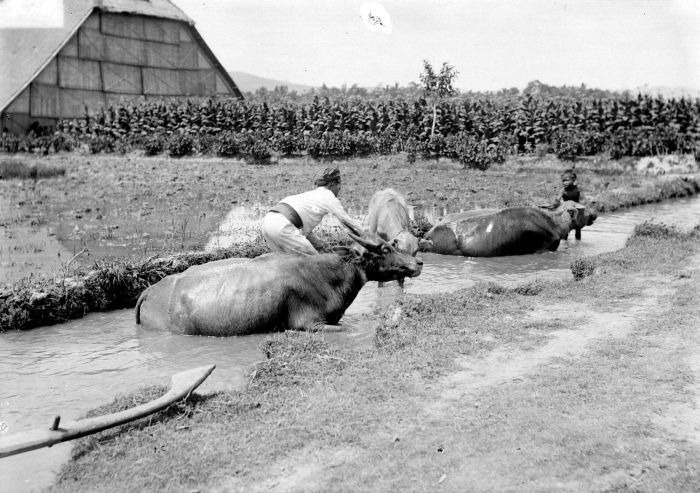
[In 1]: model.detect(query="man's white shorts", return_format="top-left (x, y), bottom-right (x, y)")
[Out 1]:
top-left (261, 212), bottom-right (317, 255)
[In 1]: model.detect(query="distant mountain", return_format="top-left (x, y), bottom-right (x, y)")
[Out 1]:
top-left (229, 71), bottom-right (315, 94)
top-left (628, 85), bottom-right (700, 100)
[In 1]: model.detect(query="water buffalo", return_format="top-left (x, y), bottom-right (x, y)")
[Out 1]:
top-left (420, 201), bottom-right (597, 257)
top-left (366, 188), bottom-right (430, 287)
top-left (135, 233), bottom-right (423, 336)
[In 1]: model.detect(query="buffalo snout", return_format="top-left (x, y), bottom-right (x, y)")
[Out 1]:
top-left (379, 248), bottom-right (423, 281)
top-left (587, 210), bottom-right (598, 226)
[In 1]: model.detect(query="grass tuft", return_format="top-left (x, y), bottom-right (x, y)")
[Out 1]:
top-left (510, 279), bottom-right (548, 295)
top-left (631, 221), bottom-right (685, 240)
top-left (570, 257), bottom-right (597, 281)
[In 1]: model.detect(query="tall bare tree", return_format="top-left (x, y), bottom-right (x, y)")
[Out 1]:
top-left (419, 60), bottom-right (459, 137)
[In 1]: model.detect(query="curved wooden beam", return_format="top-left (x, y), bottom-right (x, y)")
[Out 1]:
top-left (0, 364), bottom-right (215, 459)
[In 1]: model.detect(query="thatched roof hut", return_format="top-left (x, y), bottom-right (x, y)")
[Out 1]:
top-left (0, 0), bottom-right (243, 134)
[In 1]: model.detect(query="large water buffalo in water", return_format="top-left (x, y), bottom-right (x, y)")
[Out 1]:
top-left (366, 188), bottom-right (430, 286)
top-left (135, 233), bottom-right (423, 336)
top-left (420, 201), bottom-right (596, 257)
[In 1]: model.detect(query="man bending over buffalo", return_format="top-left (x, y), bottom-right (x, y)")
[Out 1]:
top-left (261, 167), bottom-right (364, 255)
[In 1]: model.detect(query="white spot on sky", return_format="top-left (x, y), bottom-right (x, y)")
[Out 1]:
top-left (360, 1), bottom-right (392, 34)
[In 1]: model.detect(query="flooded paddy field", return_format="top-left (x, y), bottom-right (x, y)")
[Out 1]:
top-left (2, 152), bottom-right (694, 283)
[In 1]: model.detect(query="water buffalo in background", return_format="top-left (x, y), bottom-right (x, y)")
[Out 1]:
top-left (135, 233), bottom-right (423, 336)
top-left (420, 201), bottom-right (597, 257)
top-left (366, 188), bottom-right (430, 287)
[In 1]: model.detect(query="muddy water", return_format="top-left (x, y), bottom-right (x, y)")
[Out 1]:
top-left (2, 196), bottom-right (700, 491)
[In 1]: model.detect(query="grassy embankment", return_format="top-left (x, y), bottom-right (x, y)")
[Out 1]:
top-left (1, 152), bottom-right (698, 332)
top-left (49, 221), bottom-right (700, 492)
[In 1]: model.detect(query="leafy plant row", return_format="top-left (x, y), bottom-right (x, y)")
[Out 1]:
top-left (3, 93), bottom-right (699, 169)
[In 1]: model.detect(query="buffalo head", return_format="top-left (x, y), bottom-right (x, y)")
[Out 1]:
top-left (346, 232), bottom-right (423, 282)
top-left (419, 225), bottom-right (460, 255)
top-left (391, 230), bottom-right (421, 257)
top-left (558, 201), bottom-right (597, 239)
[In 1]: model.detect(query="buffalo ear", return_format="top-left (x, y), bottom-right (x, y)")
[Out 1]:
top-left (332, 246), bottom-right (353, 256)
top-left (348, 232), bottom-right (383, 252)
top-left (332, 245), bottom-right (365, 260)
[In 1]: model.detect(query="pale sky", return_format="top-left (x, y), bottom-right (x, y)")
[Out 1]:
top-left (170, 0), bottom-right (700, 92)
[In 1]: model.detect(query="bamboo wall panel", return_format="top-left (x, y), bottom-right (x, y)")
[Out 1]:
top-left (83, 11), bottom-right (100, 30)
top-left (215, 74), bottom-right (230, 94)
top-left (36, 59), bottom-right (58, 85)
top-left (179, 70), bottom-right (215, 95)
top-left (30, 83), bottom-right (59, 117)
top-left (144, 40), bottom-right (179, 68)
top-left (179, 27), bottom-right (192, 43)
top-left (101, 13), bottom-right (144, 39)
top-left (197, 50), bottom-right (212, 69)
top-left (6, 88), bottom-right (30, 113)
top-left (102, 63), bottom-right (142, 93)
top-left (78, 27), bottom-right (105, 60)
top-left (178, 42), bottom-right (198, 69)
top-left (60, 35), bottom-right (79, 57)
top-left (142, 68), bottom-right (180, 95)
top-left (58, 57), bottom-right (102, 90)
top-left (59, 88), bottom-right (106, 118)
top-left (143, 18), bottom-right (179, 44)
top-left (104, 35), bottom-right (146, 65)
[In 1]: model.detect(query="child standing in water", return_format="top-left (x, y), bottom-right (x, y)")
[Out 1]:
top-left (558, 168), bottom-right (588, 240)
top-left (559, 168), bottom-right (581, 203)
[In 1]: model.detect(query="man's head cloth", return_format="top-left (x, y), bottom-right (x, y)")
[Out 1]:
top-left (315, 167), bottom-right (341, 187)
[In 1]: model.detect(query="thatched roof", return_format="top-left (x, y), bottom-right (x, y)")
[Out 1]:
top-left (0, 0), bottom-right (208, 112)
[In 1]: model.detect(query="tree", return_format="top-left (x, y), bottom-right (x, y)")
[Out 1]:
top-left (419, 60), bottom-right (459, 137)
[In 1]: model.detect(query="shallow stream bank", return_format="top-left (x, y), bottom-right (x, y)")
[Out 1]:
top-left (46, 223), bottom-right (700, 492)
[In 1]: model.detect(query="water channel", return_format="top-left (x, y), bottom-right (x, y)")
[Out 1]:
top-left (2, 195), bottom-right (700, 491)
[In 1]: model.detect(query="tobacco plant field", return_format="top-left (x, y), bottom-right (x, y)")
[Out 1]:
top-left (3, 91), bottom-right (700, 169)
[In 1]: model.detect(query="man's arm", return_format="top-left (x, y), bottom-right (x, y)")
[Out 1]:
top-left (325, 195), bottom-right (365, 237)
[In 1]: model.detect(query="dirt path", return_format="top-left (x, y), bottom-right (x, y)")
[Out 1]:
top-left (427, 257), bottom-right (700, 491)
top-left (433, 281), bottom-right (673, 406)
top-left (225, 256), bottom-right (700, 492)
top-left (654, 253), bottom-right (700, 448)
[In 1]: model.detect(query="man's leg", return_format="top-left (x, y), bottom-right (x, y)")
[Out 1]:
top-left (261, 213), bottom-right (318, 255)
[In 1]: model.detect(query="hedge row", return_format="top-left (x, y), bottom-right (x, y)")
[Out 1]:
top-left (3, 93), bottom-right (700, 168)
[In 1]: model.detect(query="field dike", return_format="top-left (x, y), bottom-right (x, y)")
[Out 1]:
top-left (0, 246), bottom-right (268, 332)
